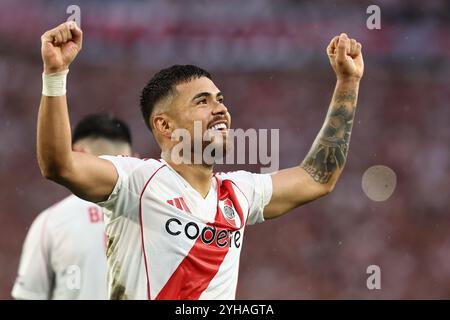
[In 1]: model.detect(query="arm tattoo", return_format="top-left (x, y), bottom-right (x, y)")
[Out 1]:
top-left (301, 92), bottom-right (356, 184)
top-left (335, 92), bottom-right (356, 103)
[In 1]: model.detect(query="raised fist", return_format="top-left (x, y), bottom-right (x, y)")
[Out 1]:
top-left (327, 33), bottom-right (364, 81)
top-left (41, 21), bottom-right (83, 74)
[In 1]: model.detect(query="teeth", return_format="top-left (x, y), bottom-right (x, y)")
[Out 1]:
top-left (210, 123), bottom-right (227, 130)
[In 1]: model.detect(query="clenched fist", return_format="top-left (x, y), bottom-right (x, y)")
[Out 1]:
top-left (327, 33), bottom-right (364, 81)
top-left (41, 21), bottom-right (83, 74)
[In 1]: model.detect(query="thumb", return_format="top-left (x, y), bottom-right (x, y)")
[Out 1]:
top-left (336, 33), bottom-right (349, 63)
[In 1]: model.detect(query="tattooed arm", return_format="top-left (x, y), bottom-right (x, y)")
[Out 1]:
top-left (264, 33), bottom-right (364, 219)
top-left (301, 82), bottom-right (358, 185)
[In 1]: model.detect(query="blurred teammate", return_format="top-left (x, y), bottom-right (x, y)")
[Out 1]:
top-left (12, 114), bottom-right (132, 300)
top-left (36, 22), bottom-right (363, 299)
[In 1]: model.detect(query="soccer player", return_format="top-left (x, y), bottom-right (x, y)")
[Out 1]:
top-left (13, 113), bottom-right (133, 300)
top-left (37, 22), bottom-right (363, 299)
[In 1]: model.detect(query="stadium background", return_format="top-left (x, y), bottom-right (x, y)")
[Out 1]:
top-left (0, 0), bottom-right (449, 299)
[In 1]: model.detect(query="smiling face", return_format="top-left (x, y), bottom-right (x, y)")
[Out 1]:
top-left (152, 76), bottom-right (231, 164)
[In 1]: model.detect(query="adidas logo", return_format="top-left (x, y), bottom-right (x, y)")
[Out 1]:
top-left (167, 197), bottom-right (191, 213)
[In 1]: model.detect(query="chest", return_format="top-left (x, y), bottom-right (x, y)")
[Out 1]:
top-left (138, 174), bottom-right (249, 250)
top-left (141, 174), bottom-right (248, 225)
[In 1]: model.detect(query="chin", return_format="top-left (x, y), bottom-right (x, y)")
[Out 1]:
top-left (201, 137), bottom-right (230, 165)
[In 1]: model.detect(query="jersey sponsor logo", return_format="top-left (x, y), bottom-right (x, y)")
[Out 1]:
top-left (165, 218), bottom-right (241, 248)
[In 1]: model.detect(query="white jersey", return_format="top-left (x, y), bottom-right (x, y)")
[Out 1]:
top-left (97, 156), bottom-right (273, 300)
top-left (12, 195), bottom-right (107, 300)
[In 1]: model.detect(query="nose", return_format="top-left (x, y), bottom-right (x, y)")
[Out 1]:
top-left (212, 100), bottom-right (228, 115)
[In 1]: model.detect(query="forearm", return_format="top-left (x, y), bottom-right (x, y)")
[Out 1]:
top-left (264, 34), bottom-right (363, 219)
top-left (37, 95), bottom-right (74, 179)
top-left (37, 90), bottom-right (118, 202)
top-left (300, 78), bottom-right (359, 188)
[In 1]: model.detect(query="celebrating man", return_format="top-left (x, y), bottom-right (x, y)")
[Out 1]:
top-left (37, 21), bottom-right (363, 299)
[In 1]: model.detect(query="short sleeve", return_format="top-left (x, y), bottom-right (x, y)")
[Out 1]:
top-left (96, 156), bottom-right (152, 219)
top-left (221, 171), bottom-right (273, 226)
top-left (11, 212), bottom-right (54, 300)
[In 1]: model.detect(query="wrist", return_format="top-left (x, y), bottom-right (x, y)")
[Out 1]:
top-left (42, 69), bottom-right (69, 96)
top-left (336, 76), bottom-right (361, 85)
top-left (43, 65), bottom-right (68, 75)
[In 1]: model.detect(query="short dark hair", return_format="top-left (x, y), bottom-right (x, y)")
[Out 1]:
top-left (72, 113), bottom-right (132, 145)
top-left (140, 65), bottom-right (212, 130)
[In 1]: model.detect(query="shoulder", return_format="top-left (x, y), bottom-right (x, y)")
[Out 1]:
top-left (99, 155), bottom-right (163, 176)
top-left (215, 170), bottom-right (260, 184)
top-left (214, 170), bottom-right (258, 196)
top-left (215, 170), bottom-right (273, 198)
top-left (34, 195), bottom-right (85, 229)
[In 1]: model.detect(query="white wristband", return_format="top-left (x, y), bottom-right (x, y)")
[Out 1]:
top-left (42, 69), bottom-right (69, 96)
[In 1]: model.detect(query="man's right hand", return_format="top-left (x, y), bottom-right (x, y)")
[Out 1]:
top-left (41, 21), bottom-right (83, 74)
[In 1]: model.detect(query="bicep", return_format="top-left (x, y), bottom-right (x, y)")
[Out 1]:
top-left (263, 167), bottom-right (330, 219)
top-left (55, 152), bottom-right (118, 203)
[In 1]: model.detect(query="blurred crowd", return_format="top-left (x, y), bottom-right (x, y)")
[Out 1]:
top-left (0, 0), bottom-right (449, 299)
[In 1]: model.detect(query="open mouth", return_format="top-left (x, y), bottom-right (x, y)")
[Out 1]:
top-left (209, 123), bottom-right (228, 131)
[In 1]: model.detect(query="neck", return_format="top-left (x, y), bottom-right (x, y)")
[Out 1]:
top-left (163, 154), bottom-right (214, 198)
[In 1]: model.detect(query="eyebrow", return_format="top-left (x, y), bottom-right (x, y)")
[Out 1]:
top-left (191, 91), bottom-right (223, 101)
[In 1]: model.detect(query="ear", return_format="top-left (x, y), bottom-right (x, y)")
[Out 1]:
top-left (153, 114), bottom-right (174, 139)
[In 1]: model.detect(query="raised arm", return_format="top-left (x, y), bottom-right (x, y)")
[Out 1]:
top-left (37, 22), bottom-right (118, 202)
top-left (264, 33), bottom-right (364, 219)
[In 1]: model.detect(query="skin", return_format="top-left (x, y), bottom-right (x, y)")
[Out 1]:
top-left (37, 21), bottom-right (363, 218)
top-left (151, 77), bottom-right (231, 197)
top-left (73, 138), bottom-right (132, 157)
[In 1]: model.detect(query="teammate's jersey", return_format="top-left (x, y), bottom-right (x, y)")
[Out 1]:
top-left (12, 195), bottom-right (107, 300)
top-left (96, 156), bottom-right (273, 300)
